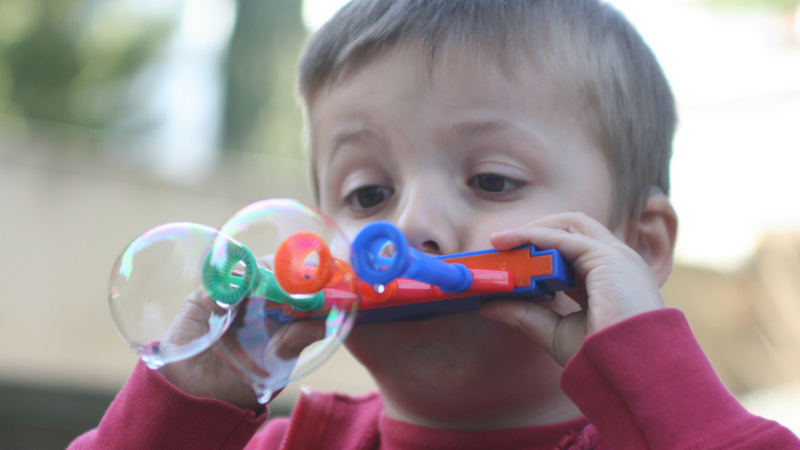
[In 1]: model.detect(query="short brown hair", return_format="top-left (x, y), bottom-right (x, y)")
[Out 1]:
top-left (297, 0), bottom-right (676, 223)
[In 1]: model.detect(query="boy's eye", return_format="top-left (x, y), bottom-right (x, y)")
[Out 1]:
top-left (469, 173), bottom-right (525, 194)
top-left (345, 185), bottom-right (394, 210)
top-left (474, 174), bottom-right (507, 192)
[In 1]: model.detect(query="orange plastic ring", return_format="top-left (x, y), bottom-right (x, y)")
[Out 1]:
top-left (273, 231), bottom-right (334, 294)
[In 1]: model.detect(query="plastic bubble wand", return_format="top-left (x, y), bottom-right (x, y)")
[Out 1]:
top-left (261, 220), bottom-right (575, 324)
top-left (109, 199), bottom-right (573, 403)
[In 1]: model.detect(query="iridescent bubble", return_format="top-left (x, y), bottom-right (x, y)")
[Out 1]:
top-left (109, 223), bottom-right (253, 369)
top-left (213, 199), bottom-right (360, 403)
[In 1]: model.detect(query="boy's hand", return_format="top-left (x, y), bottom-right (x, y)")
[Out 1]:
top-left (156, 288), bottom-right (322, 410)
top-left (157, 290), bottom-right (264, 411)
top-left (478, 212), bottom-right (665, 367)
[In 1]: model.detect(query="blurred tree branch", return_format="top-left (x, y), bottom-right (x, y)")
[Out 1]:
top-left (222, 0), bottom-right (307, 158)
top-left (0, 0), bottom-right (309, 159)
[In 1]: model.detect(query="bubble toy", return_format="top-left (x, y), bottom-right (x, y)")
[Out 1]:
top-left (108, 199), bottom-right (574, 404)
top-left (349, 221), bottom-right (575, 324)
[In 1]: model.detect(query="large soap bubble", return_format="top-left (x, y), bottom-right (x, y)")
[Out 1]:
top-left (213, 199), bottom-right (359, 403)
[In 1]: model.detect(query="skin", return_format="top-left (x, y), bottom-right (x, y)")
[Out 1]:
top-left (159, 42), bottom-right (678, 428)
top-left (308, 44), bottom-right (678, 429)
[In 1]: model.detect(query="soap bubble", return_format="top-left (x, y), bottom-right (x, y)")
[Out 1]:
top-left (213, 199), bottom-right (359, 403)
top-left (108, 223), bottom-right (250, 369)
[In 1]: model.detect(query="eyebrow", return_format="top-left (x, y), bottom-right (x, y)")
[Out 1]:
top-left (325, 129), bottom-right (375, 166)
top-left (451, 120), bottom-right (511, 136)
top-left (450, 119), bottom-right (550, 163)
top-left (332, 129), bottom-right (373, 147)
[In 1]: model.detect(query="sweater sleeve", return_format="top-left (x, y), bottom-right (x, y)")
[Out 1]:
top-left (67, 360), bottom-right (269, 450)
top-left (561, 308), bottom-right (800, 450)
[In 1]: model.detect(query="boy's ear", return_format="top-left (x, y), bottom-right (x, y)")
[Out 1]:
top-left (627, 194), bottom-right (678, 287)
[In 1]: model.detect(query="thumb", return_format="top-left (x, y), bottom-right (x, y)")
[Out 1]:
top-left (478, 300), bottom-right (586, 366)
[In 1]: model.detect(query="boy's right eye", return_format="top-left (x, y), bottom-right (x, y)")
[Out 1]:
top-left (344, 185), bottom-right (394, 211)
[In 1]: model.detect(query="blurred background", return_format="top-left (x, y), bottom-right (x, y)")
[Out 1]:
top-left (0, 0), bottom-right (798, 447)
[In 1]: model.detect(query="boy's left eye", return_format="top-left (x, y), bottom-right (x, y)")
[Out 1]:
top-left (344, 185), bottom-right (394, 211)
top-left (474, 174), bottom-right (507, 192)
top-left (469, 173), bottom-right (526, 195)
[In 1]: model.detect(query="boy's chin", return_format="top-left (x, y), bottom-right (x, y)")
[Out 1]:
top-left (344, 310), bottom-right (561, 391)
top-left (345, 310), bottom-right (488, 367)
top-left (344, 311), bottom-right (569, 425)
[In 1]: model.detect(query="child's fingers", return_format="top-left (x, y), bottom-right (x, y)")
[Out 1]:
top-left (492, 212), bottom-right (619, 247)
top-left (274, 321), bottom-right (326, 359)
top-left (489, 214), bottom-right (609, 312)
top-left (478, 300), bottom-right (585, 367)
top-left (561, 275), bottom-right (589, 311)
top-left (490, 212), bottom-right (634, 278)
top-left (488, 212), bottom-right (663, 334)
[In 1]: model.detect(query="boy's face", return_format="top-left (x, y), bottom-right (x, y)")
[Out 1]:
top-left (310, 45), bottom-right (618, 427)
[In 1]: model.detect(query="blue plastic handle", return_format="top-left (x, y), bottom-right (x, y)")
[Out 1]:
top-left (351, 221), bottom-right (473, 293)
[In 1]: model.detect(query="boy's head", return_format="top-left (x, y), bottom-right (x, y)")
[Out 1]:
top-left (297, 0), bottom-right (677, 429)
top-left (299, 0), bottom-right (676, 226)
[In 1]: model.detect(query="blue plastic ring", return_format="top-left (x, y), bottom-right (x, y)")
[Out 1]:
top-left (351, 221), bottom-right (409, 285)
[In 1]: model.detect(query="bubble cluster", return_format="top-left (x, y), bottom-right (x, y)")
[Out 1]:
top-left (108, 199), bottom-right (359, 403)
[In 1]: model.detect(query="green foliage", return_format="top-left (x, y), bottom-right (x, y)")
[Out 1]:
top-left (0, 0), bottom-right (310, 158)
top-left (702, 0), bottom-right (800, 14)
top-left (0, 0), bottom-right (175, 130)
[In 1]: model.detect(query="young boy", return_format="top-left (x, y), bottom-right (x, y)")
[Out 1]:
top-left (71, 0), bottom-right (800, 448)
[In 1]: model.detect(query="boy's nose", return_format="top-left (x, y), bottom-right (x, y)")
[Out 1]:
top-left (391, 183), bottom-right (460, 256)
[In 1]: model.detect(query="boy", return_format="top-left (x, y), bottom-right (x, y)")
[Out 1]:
top-left (70, 0), bottom-right (800, 448)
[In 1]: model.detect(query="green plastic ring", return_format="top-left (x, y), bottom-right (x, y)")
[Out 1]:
top-left (201, 242), bottom-right (258, 305)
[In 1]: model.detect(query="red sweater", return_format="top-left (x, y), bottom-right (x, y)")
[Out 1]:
top-left (68, 309), bottom-right (800, 449)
